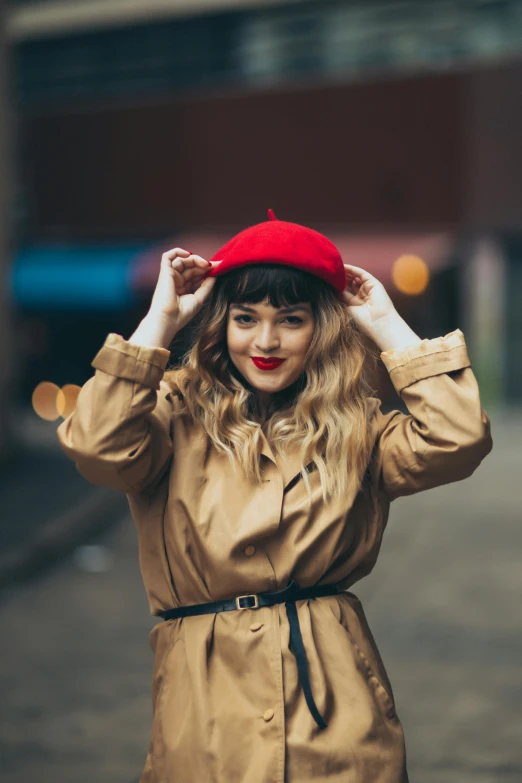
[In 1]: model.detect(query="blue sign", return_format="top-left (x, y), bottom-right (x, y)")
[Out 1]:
top-left (12, 244), bottom-right (150, 309)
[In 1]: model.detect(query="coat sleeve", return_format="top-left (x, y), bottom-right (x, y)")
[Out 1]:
top-left (373, 328), bottom-right (493, 502)
top-left (56, 333), bottom-right (174, 494)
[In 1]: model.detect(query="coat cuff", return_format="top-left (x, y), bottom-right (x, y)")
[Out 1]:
top-left (380, 329), bottom-right (471, 395)
top-left (91, 333), bottom-right (171, 390)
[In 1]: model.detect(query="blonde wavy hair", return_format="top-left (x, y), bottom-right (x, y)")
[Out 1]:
top-left (164, 263), bottom-right (379, 504)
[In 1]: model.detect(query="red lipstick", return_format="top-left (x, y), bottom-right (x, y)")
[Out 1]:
top-left (251, 357), bottom-right (286, 371)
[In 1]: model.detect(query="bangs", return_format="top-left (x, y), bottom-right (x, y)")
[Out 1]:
top-left (218, 263), bottom-right (324, 309)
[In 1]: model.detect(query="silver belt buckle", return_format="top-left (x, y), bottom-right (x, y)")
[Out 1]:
top-left (235, 594), bottom-right (260, 610)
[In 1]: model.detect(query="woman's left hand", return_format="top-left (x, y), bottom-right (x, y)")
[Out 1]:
top-left (340, 263), bottom-right (397, 338)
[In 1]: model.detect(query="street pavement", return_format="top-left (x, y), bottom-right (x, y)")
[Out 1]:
top-left (0, 409), bottom-right (521, 783)
top-left (0, 410), bottom-right (128, 588)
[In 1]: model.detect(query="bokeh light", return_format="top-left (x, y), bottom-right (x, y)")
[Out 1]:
top-left (32, 381), bottom-right (62, 421)
top-left (57, 384), bottom-right (81, 418)
top-left (392, 255), bottom-right (430, 295)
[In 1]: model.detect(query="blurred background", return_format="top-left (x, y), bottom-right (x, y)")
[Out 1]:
top-left (0, 1), bottom-right (521, 781)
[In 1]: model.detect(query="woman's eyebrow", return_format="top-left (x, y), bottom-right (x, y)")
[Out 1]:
top-left (230, 304), bottom-right (309, 313)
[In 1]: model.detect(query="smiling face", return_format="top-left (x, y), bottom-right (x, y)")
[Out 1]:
top-left (226, 297), bottom-right (315, 415)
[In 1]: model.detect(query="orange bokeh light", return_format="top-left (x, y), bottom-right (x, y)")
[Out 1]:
top-left (32, 382), bottom-right (62, 421)
top-left (392, 255), bottom-right (430, 295)
top-left (57, 384), bottom-right (81, 418)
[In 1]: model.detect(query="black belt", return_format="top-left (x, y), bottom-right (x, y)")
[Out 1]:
top-left (159, 580), bottom-right (343, 730)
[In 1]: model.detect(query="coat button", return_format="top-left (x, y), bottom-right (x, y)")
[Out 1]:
top-left (244, 545), bottom-right (256, 557)
top-left (263, 709), bottom-right (274, 722)
top-left (250, 622), bottom-right (263, 632)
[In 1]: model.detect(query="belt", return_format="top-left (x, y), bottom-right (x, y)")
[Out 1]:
top-left (159, 580), bottom-right (343, 730)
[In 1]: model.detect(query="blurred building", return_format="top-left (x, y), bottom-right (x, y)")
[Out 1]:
top-left (0, 7), bottom-right (14, 457)
top-left (5, 0), bottom-right (522, 404)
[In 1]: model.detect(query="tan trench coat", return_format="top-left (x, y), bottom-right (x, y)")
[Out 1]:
top-left (57, 327), bottom-right (492, 783)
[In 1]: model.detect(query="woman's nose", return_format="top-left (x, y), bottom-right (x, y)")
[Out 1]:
top-left (255, 325), bottom-right (280, 351)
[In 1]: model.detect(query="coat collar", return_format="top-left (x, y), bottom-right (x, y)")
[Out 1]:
top-left (259, 427), bottom-right (315, 491)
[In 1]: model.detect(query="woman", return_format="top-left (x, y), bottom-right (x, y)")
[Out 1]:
top-left (57, 212), bottom-right (493, 783)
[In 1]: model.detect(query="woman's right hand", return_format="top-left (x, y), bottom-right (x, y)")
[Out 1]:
top-left (148, 247), bottom-right (221, 332)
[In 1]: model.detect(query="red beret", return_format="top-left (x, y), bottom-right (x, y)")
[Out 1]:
top-left (206, 210), bottom-right (346, 296)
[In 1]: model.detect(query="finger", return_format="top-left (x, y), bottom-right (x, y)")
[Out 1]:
top-left (344, 263), bottom-right (372, 278)
top-left (191, 259), bottom-right (220, 278)
top-left (172, 255), bottom-right (209, 269)
top-left (171, 268), bottom-right (186, 289)
top-left (188, 254), bottom-right (209, 266)
top-left (171, 257), bottom-right (203, 280)
top-left (178, 265), bottom-right (205, 283)
top-left (176, 264), bottom-right (210, 291)
top-left (170, 257), bottom-right (189, 277)
top-left (163, 247), bottom-right (191, 261)
top-left (191, 274), bottom-right (215, 302)
top-left (190, 256), bottom-right (213, 275)
top-left (342, 292), bottom-right (361, 307)
top-left (172, 255), bottom-right (210, 276)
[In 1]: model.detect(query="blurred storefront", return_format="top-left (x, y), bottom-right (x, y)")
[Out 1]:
top-left (5, 0), bottom-right (522, 405)
top-left (0, 7), bottom-right (14, 456)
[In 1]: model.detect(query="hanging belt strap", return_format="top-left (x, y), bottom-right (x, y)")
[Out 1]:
top-left (158, 580), bottom-right (343, 730)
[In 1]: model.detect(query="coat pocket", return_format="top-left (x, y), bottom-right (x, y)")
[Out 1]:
top-left (328, 597), bottom-right (397, 722)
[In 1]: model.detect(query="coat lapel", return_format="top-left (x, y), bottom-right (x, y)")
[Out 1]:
top-left (259, 428), bottom-right (316, 492)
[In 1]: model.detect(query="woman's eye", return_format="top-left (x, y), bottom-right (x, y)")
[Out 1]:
top-left (233, 315), bottom-right (303, 325)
